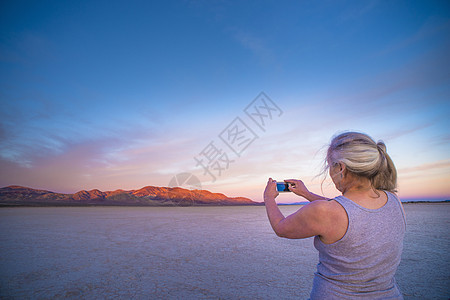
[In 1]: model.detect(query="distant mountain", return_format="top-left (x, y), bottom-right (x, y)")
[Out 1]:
top-left (0, 185), bottom-right (260, 206)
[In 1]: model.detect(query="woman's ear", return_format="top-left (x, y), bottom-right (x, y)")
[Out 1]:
top-left (339, 163), bottom-right (347, 175)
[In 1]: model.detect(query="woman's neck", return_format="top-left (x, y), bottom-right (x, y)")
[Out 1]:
top-left (342, 177), bottom-right (379, 198)
top-left (341, 176), bottom-right (387, 209)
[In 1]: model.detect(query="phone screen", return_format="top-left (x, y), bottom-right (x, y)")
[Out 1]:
top-left (276, 182), bottom-right (290, 192)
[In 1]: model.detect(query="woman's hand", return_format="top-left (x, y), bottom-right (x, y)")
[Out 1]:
top-left (284, 179), bottom-right (329, 202)
top-left (264, 178), bottom-right (279, 201)
top-left (284, 179), bottom-right (310, 198)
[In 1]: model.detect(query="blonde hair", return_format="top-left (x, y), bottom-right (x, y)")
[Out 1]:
top-left (324, 131), bottom-right (397, 193)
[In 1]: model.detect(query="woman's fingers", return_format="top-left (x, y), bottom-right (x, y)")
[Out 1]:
top-left (264, 178), bottom-right (280, 199)
top-left (284, 179), bottom-right (299, 187)
top-left (284, 179), bottom-right (297, 183)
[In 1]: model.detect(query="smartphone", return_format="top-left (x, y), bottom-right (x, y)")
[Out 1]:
top-left (276, 181), bottom-right (290, 192)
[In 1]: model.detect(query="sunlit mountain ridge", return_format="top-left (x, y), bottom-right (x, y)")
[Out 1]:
top-left (0, 185), bottom-right (259, 206)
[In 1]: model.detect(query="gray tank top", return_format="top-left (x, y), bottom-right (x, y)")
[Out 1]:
top-left (310, 191), bottom-right (406, 299)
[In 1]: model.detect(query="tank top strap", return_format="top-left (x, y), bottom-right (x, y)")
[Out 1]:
top-left (385, 191), bottom-right (407, 229)
top-left (332, 195), bottom-right (358, 214)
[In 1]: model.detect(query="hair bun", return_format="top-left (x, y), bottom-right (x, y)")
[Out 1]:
top-left (377, 141), bottom-right (387, 152)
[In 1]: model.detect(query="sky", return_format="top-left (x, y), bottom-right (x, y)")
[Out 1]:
top-left (0, 0), bottom-right (449, 203)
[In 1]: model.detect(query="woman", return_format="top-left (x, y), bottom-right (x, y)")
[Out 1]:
top-left (264, 131), bottom-right (406, 299)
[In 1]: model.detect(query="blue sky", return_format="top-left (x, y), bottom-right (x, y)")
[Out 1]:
top-left (1, 0), bottom-right (449, 202)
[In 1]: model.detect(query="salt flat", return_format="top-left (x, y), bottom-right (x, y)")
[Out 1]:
top-left (0, 204), bottom-right (448, 299)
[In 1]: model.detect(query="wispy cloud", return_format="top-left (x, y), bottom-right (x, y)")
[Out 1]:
top-left (398, 160), bottom-right (450, 176)
top-left (1, 31), bottom-right (45, 61)
top-left (338, 0), bottom-right (379, 22)
top-left (230, 28), bottom-right (278, 68)
top-left (375, 17), bottom-right (450, 57)
top-left (0, 129), bottom-right (200, 193)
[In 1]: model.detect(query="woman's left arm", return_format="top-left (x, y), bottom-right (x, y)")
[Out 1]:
top-left (263, 178), bottom-right (284, 233)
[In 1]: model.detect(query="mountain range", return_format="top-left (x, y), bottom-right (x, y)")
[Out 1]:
top-left (0, 185), bottom-right (260, 206)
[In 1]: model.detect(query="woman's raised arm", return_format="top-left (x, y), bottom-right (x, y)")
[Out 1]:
top-left (263, 178), bottom-right (343, 240)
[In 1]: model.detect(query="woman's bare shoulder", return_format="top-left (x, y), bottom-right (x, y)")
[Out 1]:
top-left (313, 199), bottom-right (348, 244)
